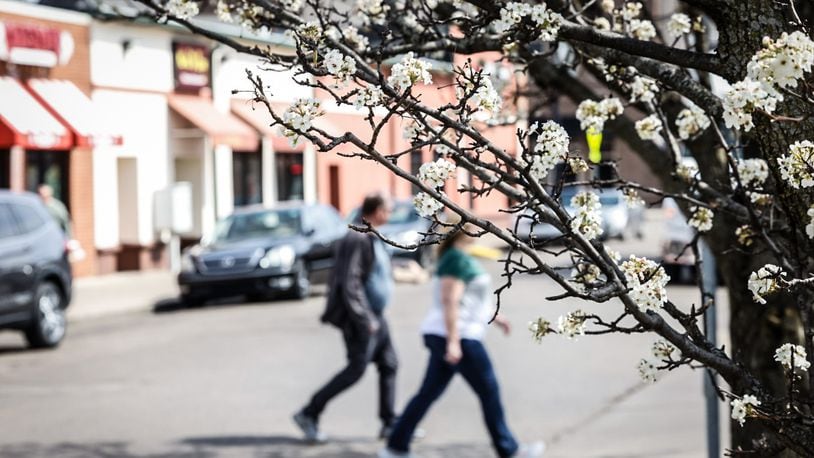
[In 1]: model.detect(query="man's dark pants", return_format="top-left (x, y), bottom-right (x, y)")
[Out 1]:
top-left (303, 317), bottom-right (398, 425)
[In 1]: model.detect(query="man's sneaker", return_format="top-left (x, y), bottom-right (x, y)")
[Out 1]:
top-left (378, 447), bottom-right (414, 458)
top-left (512, 441), bottom-right (546, 457)
top-left (292, 411), bottom-right (327, 444)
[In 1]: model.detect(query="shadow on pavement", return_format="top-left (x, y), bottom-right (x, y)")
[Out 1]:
top-left (0, 442), bottom-right (204, 458)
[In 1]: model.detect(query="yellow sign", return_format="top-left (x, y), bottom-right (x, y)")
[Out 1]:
top-left (586, 127), bottom-right (603, 164)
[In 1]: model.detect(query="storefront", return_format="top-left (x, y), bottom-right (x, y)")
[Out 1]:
top-left (0, 5), bottom-right (120, 276)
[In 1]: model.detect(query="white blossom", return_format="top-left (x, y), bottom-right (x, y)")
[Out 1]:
top-left (734, 158), bottom-right (769, 189)
top-left (778, 140), bottom-right (814, 189)
top-left (637, 358), bottom-right (658, 383)
top-left (652, 340), bottom-right (680, 361)
top-left (621, 2), bottom-right (642, 21)
top-left (418, 159), bottom-right (456, 189)
top-left (629, 19), bottom-right (656, 41)
top-left (557, 310), bottom-right (587, 339)
top-left (280, 0), bottom-right (303, 12)
top-left (326, 26), bottom-right (369, 52)
top-left (568, 157), bottom-right (590, 173)
top-left (621, 255), bottom-right (670, 312)
top-left (530, 3), bottom-right (563, 42)
top-left (323, 49), bottom-right (357, 86)
top-left (353, 86), bottom-right (384, 110)
top-left (522, 121), bottom-right (570, 181)
top-left (280, 98), bottom-right (323, 147)
top-left (492, 2), bottom-right (532, 34)
top-left (675, 105), bottom-right (711, 140)
top-left (630, 76), bottom-right (659, 104)
top-left (413, 192), bottom-right (444, 217)
top-left (601, 0), bottom-right (615, 14)
top-left (668, 13), bottom-right (692, 37)
top-left (806, 206), bottom-right (814, 239)
top-left (774, 343), bottom-right (811, 371)
top-left (747, 264), bottom-right (786, 304)
top-left (635, 114), bottom-right (663, 140)
top-left (166, 0), bottom-right (199, 19)
top-left (731, 395), bottom-right (761, 427)
top-left (388, 52), bottom-right (433, 92)
top-left (688, 206), bottom-right (714, 232)
top-left (470, 77), bottom-right (502, 116)
top-left (676, 162), bottom-right (699, 182)
top-left (594, 17), bottom-right (611, 31)
top-left (736, 225), bottom-right (755, 247)
top-left (491, 2), bottom-right (561, 41)
top-left (215, 1), bottom-right (232, 22)
top-left (357, 0), bottom-right (389, 25)
top-left (528, 317), bottom-right (551, 343)
top-left (570, 192), bottom-right (604, 241)
top-left (576, 97), bottom-right (624, 131)
top-left (402, 118), bottom-right (424, 142)
top-left (747, 31), bottom-right (814, 92)
top-left (622, 188), bottom-right (644, 208)
top-left (722, 79), bottom-right (778, 132)
top-left (571, 262), bottom-right (602, 288)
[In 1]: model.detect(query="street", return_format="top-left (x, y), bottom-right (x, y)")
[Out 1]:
top-left (0, 247), bottom-right (724, 457)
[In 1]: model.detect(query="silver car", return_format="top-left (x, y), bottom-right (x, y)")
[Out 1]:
top-left (514, 187), bottom-right (629, 243)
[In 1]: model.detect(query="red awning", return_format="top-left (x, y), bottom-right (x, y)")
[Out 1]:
top-left (27, 79), bottom-right (123, 147)
top-left (0, 76), bottom-right (72, 150)
top-left (169, 94), bottom-right (259, 151)
top-left (230, 99), bottom-right (305, 152)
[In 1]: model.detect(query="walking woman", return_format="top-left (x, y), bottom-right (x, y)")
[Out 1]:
top-left (380, 224), bottom-right (544, 458)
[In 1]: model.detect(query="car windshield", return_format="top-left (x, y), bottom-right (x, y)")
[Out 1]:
top-left (348, 202), bottom-right (420, 225)
top-left (388, 202), bottom-right (420, 224)
top-left (211, 209), bottom-right (301, 243)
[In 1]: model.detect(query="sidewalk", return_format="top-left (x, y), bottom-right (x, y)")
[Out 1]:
top-left (67, 270), bottom-right (178, 322)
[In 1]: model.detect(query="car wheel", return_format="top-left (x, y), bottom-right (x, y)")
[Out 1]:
top-left (25, 281), bottom-right (67, 349)
top-left (288, 264), bottom-right (311, 300)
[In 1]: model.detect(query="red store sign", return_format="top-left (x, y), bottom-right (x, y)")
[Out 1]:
top-left (0, 21), bottom-right (75, 68)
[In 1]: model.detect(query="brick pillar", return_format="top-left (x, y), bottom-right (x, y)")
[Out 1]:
top-left (9, 145), bottom-right (24, 191)
top-left (69, 147), bottom-right (96, 277)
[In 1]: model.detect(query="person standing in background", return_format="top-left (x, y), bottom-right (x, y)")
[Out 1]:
top-left (38, 184), bottom-right (72, 237)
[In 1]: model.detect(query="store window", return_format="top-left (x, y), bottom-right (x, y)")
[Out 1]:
top-left (276, 153), bottom-right (304, 201)
top-left (233, 151), bottom-right (263, 207)
top-left (0, 149), bottom-right (9, 189)
top-left (25, 150), bottom-right (69, 208)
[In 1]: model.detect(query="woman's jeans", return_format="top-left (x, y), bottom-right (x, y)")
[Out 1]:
top-left (387, 334), bottom-right (519, 457)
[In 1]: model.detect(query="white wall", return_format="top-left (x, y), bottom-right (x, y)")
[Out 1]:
top-left (93, 90), bottom-right (170, 247)
top-left (212, 51), bottom-right (311, 112)
top-left (90, 23), bottom-right (174, 92)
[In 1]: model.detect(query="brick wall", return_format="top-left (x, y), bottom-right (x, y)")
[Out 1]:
top-left (0, 11), bottom-right (97, 276)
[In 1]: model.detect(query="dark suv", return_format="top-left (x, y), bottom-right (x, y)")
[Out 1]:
top-left (0, 191), bottom-right (72, 348)
top-left (178, 202), bottom-right (347, 305)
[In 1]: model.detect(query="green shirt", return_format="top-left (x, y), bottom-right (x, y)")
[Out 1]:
top-left (436, 247), bottom-right (484, 282)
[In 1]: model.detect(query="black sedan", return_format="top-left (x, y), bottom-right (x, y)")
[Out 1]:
top-left (178, 202), bottom-right (347, 305)
top-left (0, 191), bottom-right (72, 348)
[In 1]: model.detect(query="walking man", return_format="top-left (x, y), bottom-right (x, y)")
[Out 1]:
top-left (294, 194), bottom-right (397, 443)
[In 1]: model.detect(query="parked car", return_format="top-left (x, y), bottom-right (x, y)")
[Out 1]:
top-left (0, 190), bottom-right (72, 348)
top-left (348, 200), bottom-right (437, 268)
top-left (178, 202), bottom-right (347, 305)
top-left (661, 197), bottom-right (698, 283)
top-left (514, 187), bottom-right (629, 243)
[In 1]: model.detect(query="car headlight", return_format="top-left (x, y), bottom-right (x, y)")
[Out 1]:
top-left (180, 253), bottom-right (196, 273)
top-left (259, 245), bottom-right (296, 270)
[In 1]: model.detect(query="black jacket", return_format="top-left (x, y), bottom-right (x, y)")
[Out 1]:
top-left (321, 231), bottom-right (377, 331)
